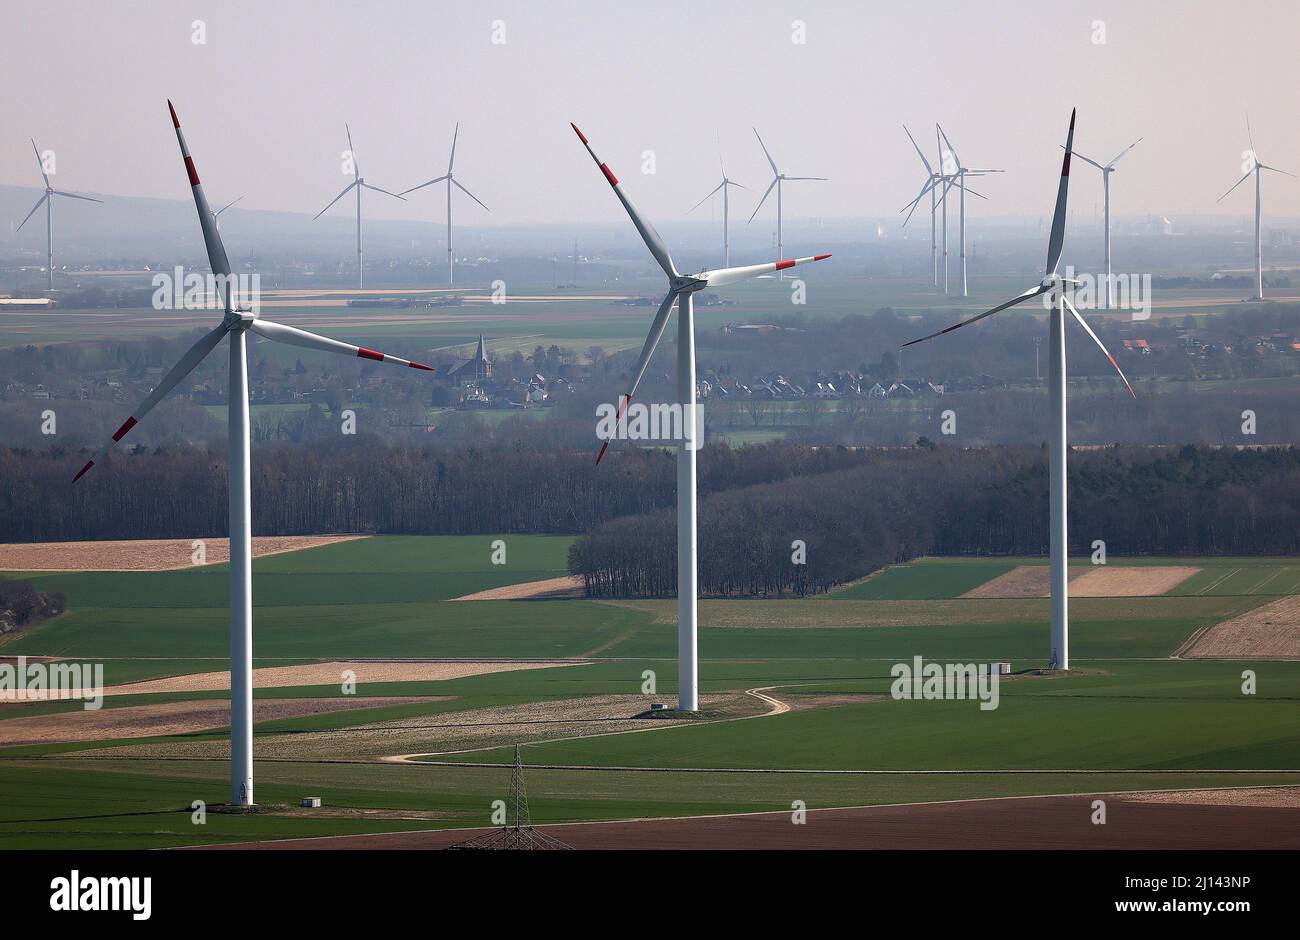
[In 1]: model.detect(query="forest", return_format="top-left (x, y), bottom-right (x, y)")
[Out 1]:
top-left (2, 440), bottom-right (1297, 598)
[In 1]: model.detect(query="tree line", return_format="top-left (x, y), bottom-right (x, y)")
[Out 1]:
top-left (0, 439), bottom-right (865, 543)
top-left (570, 444), bottom-right (1300, 597)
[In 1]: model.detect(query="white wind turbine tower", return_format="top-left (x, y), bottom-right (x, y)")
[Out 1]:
top-left (314, 125), bottom-right (405, 290)
top-left (747, 128), bottom-right (826, 280)
top-left (1070, 137), bottom-right (1141, 309)
top-left (16, 139), bottom-right (103, 292)
top-left (74, 101), bottom-right (435, 807)
top-left (687, 144), bottom-right (746, 268)
top-left (573, 123), bottom-right (829, 710)
top-left (400, 123), bottom-right (491, 286)
top-left (903, 110), bottom-right (1135, 672)
top-left (1218, 116), bottom-right (1294, 301)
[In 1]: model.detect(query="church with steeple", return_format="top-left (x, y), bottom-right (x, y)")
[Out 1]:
top-left (448, 334), bottom-right (492, 384)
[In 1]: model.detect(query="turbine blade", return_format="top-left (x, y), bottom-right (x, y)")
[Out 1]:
top-left (448, 122), bottom-right (459, 174)
top-left (595, 290), bottom-right (678, 466)
top-left (249, 319), bottom-right (434, 371)
top-left (784, 176), bottom-right (828, 181)
top-left (687, 180), bottom-right (726, 215)
top-left (700, 253), bottom-right (831, 288)
top-left (73, 322), bottom-right (229, 482)
top-left (51, 190), bottom-right (103, 204)
top-left (753, 128), bottom-right (779, 175)
top-left (1045, 108), bottom-right (1077, 277)
top-left (747, 177), bottom-right (778, 225)
top-left (16, 193), bottom-right (48, 232)
top-left (570, 123), bottom-right (676, 278)
top-left (937, 123), bottom-right (961, 170)
top-left (1106, 137), bottom-right (1143, 168)
top-left (1245, 113), bottom-right (1256, 161)
top-left (1068, 148), bottom-right (1106, 172)
top-left (1259, 164), bottom-right (1297, 178)
top-left (346, 123), bottom-right (358, 178)
top-left (903, 124), bottom-right (934, 175)
top-left (215, 195), bottom-right (244, 217)
top-left (361, 182), bottom-right (406, 200)
top-left (30, 139), bottom-right (51, 188)
top-left (314, 180), bottom-right (359, 218)
top-left (169, 100), bottom-right (234, 310)
top-left (726, 179), bottom-right (748, 190)
top-left (452, 178), bottom-right (489, 211)
top-left (1217, 169), bottom-right (1253, 203)
top-left (900, 177), bottom-right (940, 226)
top-left (1063, 296), bottom-right (1136, 398)
top-left (902, 284), bottom-right (1049, 348)
top-left (399, 174), bottom-right (449, 196)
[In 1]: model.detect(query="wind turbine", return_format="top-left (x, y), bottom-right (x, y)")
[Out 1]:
top-left (1070, 137), bottom-right (1141, 309)
top-left (900, 125), bottom-right (941, 287)
top-left (687, 140), bottom-right (746, 268)
top-left (400, 123), bottom-right (490, 286)
top-left (902, 110), bottom-right (1135, 673)
top-left (900, 129), bottom-right (990, 295)
top-left (16, 139), bottom-right (103, 291)
top-left (1218, 116), bottom-right (1294, 301)
top-left (936, 125), bottom-right (1001, 297)
top-left (747, 128), bottom-right (826, 280)
top-left (73, 102), bottom-right (434, 807)
top-left (314, 125), bottom-right (405, 290)
top-left (572, 122), bottom-right (829, 710)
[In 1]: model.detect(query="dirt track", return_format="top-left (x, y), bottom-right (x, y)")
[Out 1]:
top-left (962, 565), bottom-right (1199, 599)
top-left (203, 791), bottom-right (1300, 850)
top-left (0, 535), bottom-right (366, 571)
top-left (1187, 595), bottom-right (1300, 659)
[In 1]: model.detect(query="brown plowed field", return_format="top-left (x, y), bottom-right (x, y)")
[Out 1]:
top-left (1187, 595), bottom-right (1300, 659)
top-left (202, 792), bottom-right (1300, 850)
top-left (962, 565), bottom-right (1199, 599)
top-left (0, 535), bottom-right (366, 571)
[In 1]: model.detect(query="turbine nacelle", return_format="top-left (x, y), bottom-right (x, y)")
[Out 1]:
top-left (223, 309), bottom-right (258, 331)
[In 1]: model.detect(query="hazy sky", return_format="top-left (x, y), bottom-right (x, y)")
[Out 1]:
top-left (4, 0), bottom-right (1298, 228)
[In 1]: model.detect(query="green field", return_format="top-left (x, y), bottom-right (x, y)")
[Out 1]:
top-left (6, 275), bottom-right (1298, 349)
top-left (1, 540), bottom-right (1297, 849)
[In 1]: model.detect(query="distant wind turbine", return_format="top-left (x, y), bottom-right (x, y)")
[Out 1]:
top-left (747, 128), bottom-right (826, 280)
top-left (1069, 137), bottom-right (1141, 308)
top-left (935, 124), bottom-right (1001, 297)
top-left (687, 140), bottom-right (746, 268)
top-left (400, 123), bottom-right (491, 286)
top-left (314, 125), bottom-right (405, 290)
top-left (1217, 115), bottom-right (1294, 301)
top-left (899, 124), bottom-right (941, 287)
top-left (16, 139), bottom-right (103, 292)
